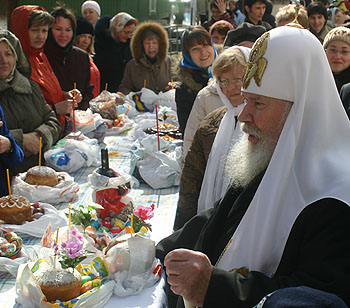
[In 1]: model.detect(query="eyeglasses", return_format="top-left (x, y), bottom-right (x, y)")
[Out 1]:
top-left (326, 48), bottom-right (350, 56)
top-left (217, 77), bottom-right (243, 88)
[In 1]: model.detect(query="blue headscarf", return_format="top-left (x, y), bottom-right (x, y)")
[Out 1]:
top-left (179, 38), bottom-right (217, 78)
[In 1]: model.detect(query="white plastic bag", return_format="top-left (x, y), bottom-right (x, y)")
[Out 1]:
top-left (11, 171), bottom-right (79, 204)
top-left (130, 135), bottom-right (182, 189)
top-left (103, 234), bottom-right (162, 297)
top-left (44, 136), bottom-right (100, 173)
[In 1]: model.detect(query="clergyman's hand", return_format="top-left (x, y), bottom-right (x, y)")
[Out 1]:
top-left (164, 249), bottom-right (212, 307)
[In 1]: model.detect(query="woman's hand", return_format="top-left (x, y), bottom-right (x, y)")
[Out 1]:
top-left (55, 99), bottom-right (77, 114)
top-left (63, 89), bottom-right (82, 104)
top-left (0, 135), bottom-right (11, 154)
top-left (23, 132), bottom-right (41, 156)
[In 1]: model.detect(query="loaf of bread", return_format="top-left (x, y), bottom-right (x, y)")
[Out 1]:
top-left (25, 166), bottom-right (59, 187)
top-left (0, 195), bottom-right (32, 224)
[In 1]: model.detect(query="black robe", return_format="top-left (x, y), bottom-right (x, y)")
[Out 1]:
top-left (156, 173), bottom-right (350, 308)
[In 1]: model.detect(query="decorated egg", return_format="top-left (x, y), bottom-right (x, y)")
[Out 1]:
top-left (110, 226), bottom-right (122, 234)
top-left (101, 220), bottom-right (112, 229)
top-left (81, 275), bottom-right (92, 286)
top-left (112, 219), bottom-right (124, 229)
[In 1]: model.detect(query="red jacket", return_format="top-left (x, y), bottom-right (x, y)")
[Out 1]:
top-left (90, 56), bottom-right (100, 98)
top-left (11, 5), bottom-right (65, 131)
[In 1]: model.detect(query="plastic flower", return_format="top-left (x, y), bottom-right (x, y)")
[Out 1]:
top-left (56, 230), bottom-right (86, 270)
top-left (133, 204), bottom-right (155, 223)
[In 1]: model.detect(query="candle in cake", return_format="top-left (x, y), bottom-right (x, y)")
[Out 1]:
top-left (68, 203), bottom-right (71, 229)
top-left (155, 104), bottom-right (160, 151)
top-left (6, 169), bottom-right (11, 197)
top-left (104, 83), bottom-right (108, 101)
top-left (38, 137), bottom-right (42, 167)
top-left (130, 213), bottom-right (133, 233)
top-left (144, 80), bottom-right (146, 88)
top-left (171, 79), bottom-right (174, 90)
top-left (54, 227), bottom-right (59, 267)
top-left (72, 83), bottom-right (77, 134)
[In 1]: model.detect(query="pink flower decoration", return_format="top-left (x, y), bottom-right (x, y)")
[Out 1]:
top-left (133, 204), bottom-right (155, 222)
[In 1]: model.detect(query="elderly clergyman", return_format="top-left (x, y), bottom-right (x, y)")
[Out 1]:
top-left (156, 25), bottom-right (350, 308)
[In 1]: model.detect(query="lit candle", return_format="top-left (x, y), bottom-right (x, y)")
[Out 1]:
top-left (6, 169), bottom-right (11, 197)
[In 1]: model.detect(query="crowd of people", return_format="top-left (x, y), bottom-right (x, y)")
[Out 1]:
top-left (2, 0), bottom-right (350, 307)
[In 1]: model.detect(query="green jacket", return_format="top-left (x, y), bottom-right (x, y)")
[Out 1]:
top-left (0, 30), bottom-right (61, 174)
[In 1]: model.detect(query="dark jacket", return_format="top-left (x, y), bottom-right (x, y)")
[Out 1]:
top-left (175, 66), bottom-right (210, 135)
top-left (339, 82), bottom-right (350, 119)
top-left (0, 106), bottom-right (24, 197)
top-left (0, 30), bottom-right (61, 175)
top-left (44, 32), bottom-right (93, 111)
top-left (157, 173), bottom-right (350, 308)
top-left (333, 66), bottom-right (350, 93)
top-left (119, 21), bottom-right (175, 94)
top-left (262, 0), bottom-right (276, 28)
top-left (244, 16), bottom-right (272, 31)
top-left (174, 106), bottom-right (227, 230)
top-left (94, 16), bottom-right (133, 93)
top-left (202, 12), bottom-right (237, 32)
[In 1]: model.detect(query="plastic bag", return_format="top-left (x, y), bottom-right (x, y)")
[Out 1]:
top-left (130, 135), bottom-right (182, 189)
top-left (73, 109), bottom-right (95, 134)
top-left (12, 171), bottom-right (79, 204)
top-left (89, 90), bottom-right (125, 120)
top-left (0, 203), bottom-right (67, 237)
top-left (44, 135), bottom-right (100, 173)
top-left (15, 257), bottom-right (114, 308)
top-left (103, 234), bottom-right (162, 297)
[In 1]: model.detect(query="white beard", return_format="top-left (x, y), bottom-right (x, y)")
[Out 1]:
top-left (225, 124), bottom-right (277, 189)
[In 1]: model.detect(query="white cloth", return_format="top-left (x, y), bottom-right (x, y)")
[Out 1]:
top-left (110, 12), bottom-right (136, 32)
top-left (217, 26), bottom-right (350, 277)
top-left (197, 46), bottom-right (250, 213)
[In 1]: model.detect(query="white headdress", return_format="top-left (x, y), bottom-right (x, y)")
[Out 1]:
top-left (197, 46), bottom-right (250, 213)
top-left (217, 26), bottom-right (350, 276)
top-left (81, 1), bottom-right (101, 16)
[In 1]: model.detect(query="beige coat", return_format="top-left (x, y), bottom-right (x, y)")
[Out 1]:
top-left (183, 79), bottom-right (223, 157)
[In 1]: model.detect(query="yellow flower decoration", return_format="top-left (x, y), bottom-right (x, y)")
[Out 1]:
top-left (242, 32), bottom-right (269, 89)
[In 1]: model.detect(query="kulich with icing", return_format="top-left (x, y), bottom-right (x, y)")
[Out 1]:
top-left (35, 268), bottom-right (82, 302)
top-left (0, 195), bottom-right (32, 224)
top-left (25, 166), bottom-right (59, 187)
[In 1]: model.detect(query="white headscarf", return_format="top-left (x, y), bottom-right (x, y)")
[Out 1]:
top-left (197, 46), bottom-right (250, 213)
top-left (109, 12), bottom-right (136, 33)
top-left (217, 26), bottom-right (350, 276)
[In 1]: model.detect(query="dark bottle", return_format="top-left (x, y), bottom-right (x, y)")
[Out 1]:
top-left (97, 148), bottom-right (116, 177)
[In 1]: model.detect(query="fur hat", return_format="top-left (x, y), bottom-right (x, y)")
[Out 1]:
top-left (224, 22), bottom-right (266, 47)
top-left (76, 16), bottom-right (94, 36)
top-left (323, 26), bottom-right (350, 49)
top-left (81, 1), bottom-right (101, 16)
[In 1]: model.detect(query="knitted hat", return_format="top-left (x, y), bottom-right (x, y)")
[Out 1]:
top-left (109, 12), bottom-right (136, 32)
top-left (76, 16), bottom-right (94, 36)
top-left (224, 22), bottom-right (266, 47)
top-left (81, 1), bottom-right (101, 17)
top-left (323, 26), bottom-right (350, 49)
top-left (254, 286), bottom-right (347, 308)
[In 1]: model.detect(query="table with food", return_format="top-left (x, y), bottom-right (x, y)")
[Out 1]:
top-left (0, 89), bottom-right (181, 308)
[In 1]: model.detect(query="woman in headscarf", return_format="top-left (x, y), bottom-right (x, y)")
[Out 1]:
top-left (323, 27), bottom-right (350, 93)
top-left (44, 5), bottom-right (93, 111)
top-left (11, 5), bottom-right (82, 134)
top-left (119, 21), bottom-right (175, 95)
top-left (174, 46), bottom-right (249, 229)
top-left (74, 16), bottom-right (100, 98)
top-left (175, 26), bottom-right (217, 135)
top-left (81, 0), bottom-right (101, 28)
top-left (0, 29), bottom-right (61, 175)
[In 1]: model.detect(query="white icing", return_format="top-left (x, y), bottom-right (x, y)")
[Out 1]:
top-left (0, 195), bottom-right (30, 209)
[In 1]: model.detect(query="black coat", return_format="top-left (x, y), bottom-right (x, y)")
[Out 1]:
top-left (175, 67), bottom-right (209, 135)
top-left (94, 16), bottom-right (133, 93)
top-left (334, 67), bottom-right (350, 93)
top-left (339, 82), bottom-right (350, 119)
top-left (157, 173), bottom-right (350, 308)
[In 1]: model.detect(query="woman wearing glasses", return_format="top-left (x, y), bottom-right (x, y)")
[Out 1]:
top-left (324, 27), bottom-right (350, 93)
top-left (174, 46), bottom-right (250, 230)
